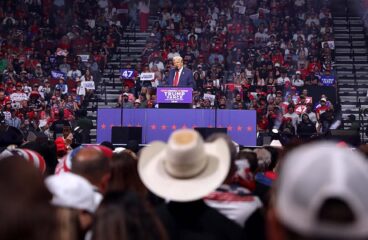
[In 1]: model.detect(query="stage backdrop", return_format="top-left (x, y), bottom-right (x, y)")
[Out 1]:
top-left (97, 109), bottom-right (257, 146)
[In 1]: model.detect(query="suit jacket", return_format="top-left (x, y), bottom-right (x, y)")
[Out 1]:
top-left (167, 67), bottom-right (195, 88)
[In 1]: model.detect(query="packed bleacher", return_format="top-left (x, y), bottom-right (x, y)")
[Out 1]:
top-left (0, 0), bottom-right (127, 144)
top-left (118, 0), bottom-right (339, 142)
top-left (1, 1), bottom-right (368, 240)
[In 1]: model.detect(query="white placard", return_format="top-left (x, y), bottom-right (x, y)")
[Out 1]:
top-left (321, 41), bottom-right (335, 50)
top-left (78, 54), bottom-right (90, 62)
top-left (140, 72), bottom-right (155, 81)
top-left (238, 6), bottom-right (246, 14)
top-left (81, 81), bottom-right (95, 90)
top-left (10, 92), bottom-right (28, 102)
top-left (203, 93), bottom-right (216, 104)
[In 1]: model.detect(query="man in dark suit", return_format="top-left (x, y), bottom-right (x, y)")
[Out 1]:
top-left (167, 55), bottom-right (195, 88)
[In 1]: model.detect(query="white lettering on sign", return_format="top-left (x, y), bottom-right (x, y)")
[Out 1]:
top-left (163, 90), bottom-right (186, 103)
top-left (140, 72), bottom-right (155, 81)
top-left (81, 81), bottom-right (95, 90)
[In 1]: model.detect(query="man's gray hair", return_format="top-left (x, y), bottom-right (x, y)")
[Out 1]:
top-left (173, 55), bottom-right (183, 62)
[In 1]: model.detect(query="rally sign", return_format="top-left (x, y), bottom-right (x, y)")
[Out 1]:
top-left (140, 72), bottom-right (155, 81)
top-left (320, 75), bottom-right (335, 86)
top-left (78, 54), bottom-right (90, 62)
top-left (51, 70), bottom-right (65, 79)
top-left (321, 41), bottom-right (335, 50)
top-left (156, 87), bottom-right (193, 104)
top-left (306, 97), bottom-right (313, 104)
top-left (203, 93), bottom-right (216, 104)
top-left (81, 81), bottom-right (95, 90)
top-left (295, 105), bottom-right (307, 115)
top-left (121, 69), bottom-right (135, 79)
top-left (10, 92), bottom-right (28, 102)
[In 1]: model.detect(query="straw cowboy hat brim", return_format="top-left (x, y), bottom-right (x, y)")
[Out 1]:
top-left (138, 139), bottom-right (230, 202)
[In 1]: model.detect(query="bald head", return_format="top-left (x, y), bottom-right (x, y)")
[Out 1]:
top-left (71, 148), bottom-right (109, 192)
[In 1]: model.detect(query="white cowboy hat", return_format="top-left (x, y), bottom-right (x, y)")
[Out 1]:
top-left (138, 129), bottom-right (230, 202)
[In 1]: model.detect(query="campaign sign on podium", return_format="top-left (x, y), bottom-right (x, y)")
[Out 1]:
top-left (157, 87), bottom-right (193, 104)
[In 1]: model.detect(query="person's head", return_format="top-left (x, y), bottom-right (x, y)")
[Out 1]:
top-left (92, 191), bottom-right (168, 240)
top-left (321, 98), bottom-right (327, 106)
top-left (288, 105), bottom-right (294, 114)
top-left (236, 150), bottom-right (258, 173)
top-left (348, 114), bottom-right (356, 122)
top-left (268, 142), bottom-right (368, 240)
top-left (123, 93), bottom-right (129, 102)
top-left (21, 141), bottom-right (57, 176)
top-left (46, 172), bottom-right (102, 239)
top-left (134, 99), bottom-right (141, 108)
top-left (16, 82), bottom-right (22, 90)
top-left (275, 96), bottom-right (282, 105)
top-left (235, 93), bottom-right (242, 102)
top-left (0, 156), bottom-right (57, 239)
top-left (253, 148), bottom-right (272, 172)
top-left (138, 129), bottom-right (230, 202)
top-left (107, 150), bottom-right (147, 197)
top-left (219, 97), bottom-right (226, 106)
top-left (72, 147), bottom-right (110, 193)
top-left (306, 103), bottom-right (313, 113)
top-left (173, 55), bottom-right (183, 70)
top-left (302, 113), bottom-right (310, 123)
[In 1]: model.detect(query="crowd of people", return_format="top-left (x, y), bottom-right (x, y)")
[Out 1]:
top-left (0, 0), bottom-right (131, 143)
top-left (1, 1), bottom-right (368, 240)
top-left (118, 0), bottom-right (340, 140)
top-left (2, 128), bottom-right (368, 240)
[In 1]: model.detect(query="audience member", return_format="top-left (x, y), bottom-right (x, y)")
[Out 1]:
top-left (138, 129), bottom-right (244, 240)
top-left (268, 142), bottom-right (368, 240)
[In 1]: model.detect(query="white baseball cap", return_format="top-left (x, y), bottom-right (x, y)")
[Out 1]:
top-left (45, 173), bottom-right (102, 213)
top-left (275, 142), bottom-right (368, 238)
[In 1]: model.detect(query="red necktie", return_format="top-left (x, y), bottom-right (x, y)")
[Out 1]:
top-left (173, 70), bottom-right (179, 86)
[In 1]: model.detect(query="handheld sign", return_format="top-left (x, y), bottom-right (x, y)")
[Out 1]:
top-left (140, 72), bottom-right (155, 81)
top-left (121, 69), bottom-right (135, 79)
top-left (320, 75), bottom-right (335, 86)
top-left (51, 71), bottom-right (65, 79)
top-left (81, 81), bottom-right (95, 90)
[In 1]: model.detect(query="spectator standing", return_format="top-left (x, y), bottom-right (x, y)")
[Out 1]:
top-left (138, 0), bottom-right (150, 32)
top-left (59, 57), bottom-right (71, 76)
top-left (6, 109), bottom-right (21, 129)
top-left (297, 113), bottom-right (317, 139)
top-left (283, 105), bottom-right (299, 131)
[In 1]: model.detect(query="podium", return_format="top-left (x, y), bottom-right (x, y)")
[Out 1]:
top-left (157, 87), bottom-right (192, 109)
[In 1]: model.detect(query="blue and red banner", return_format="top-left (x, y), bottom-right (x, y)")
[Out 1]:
top-left (97, 109), bottom-right (257, 146)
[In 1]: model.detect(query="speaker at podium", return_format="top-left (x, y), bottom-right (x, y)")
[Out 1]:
top-left (111, 127), bottom-right (142, 144)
